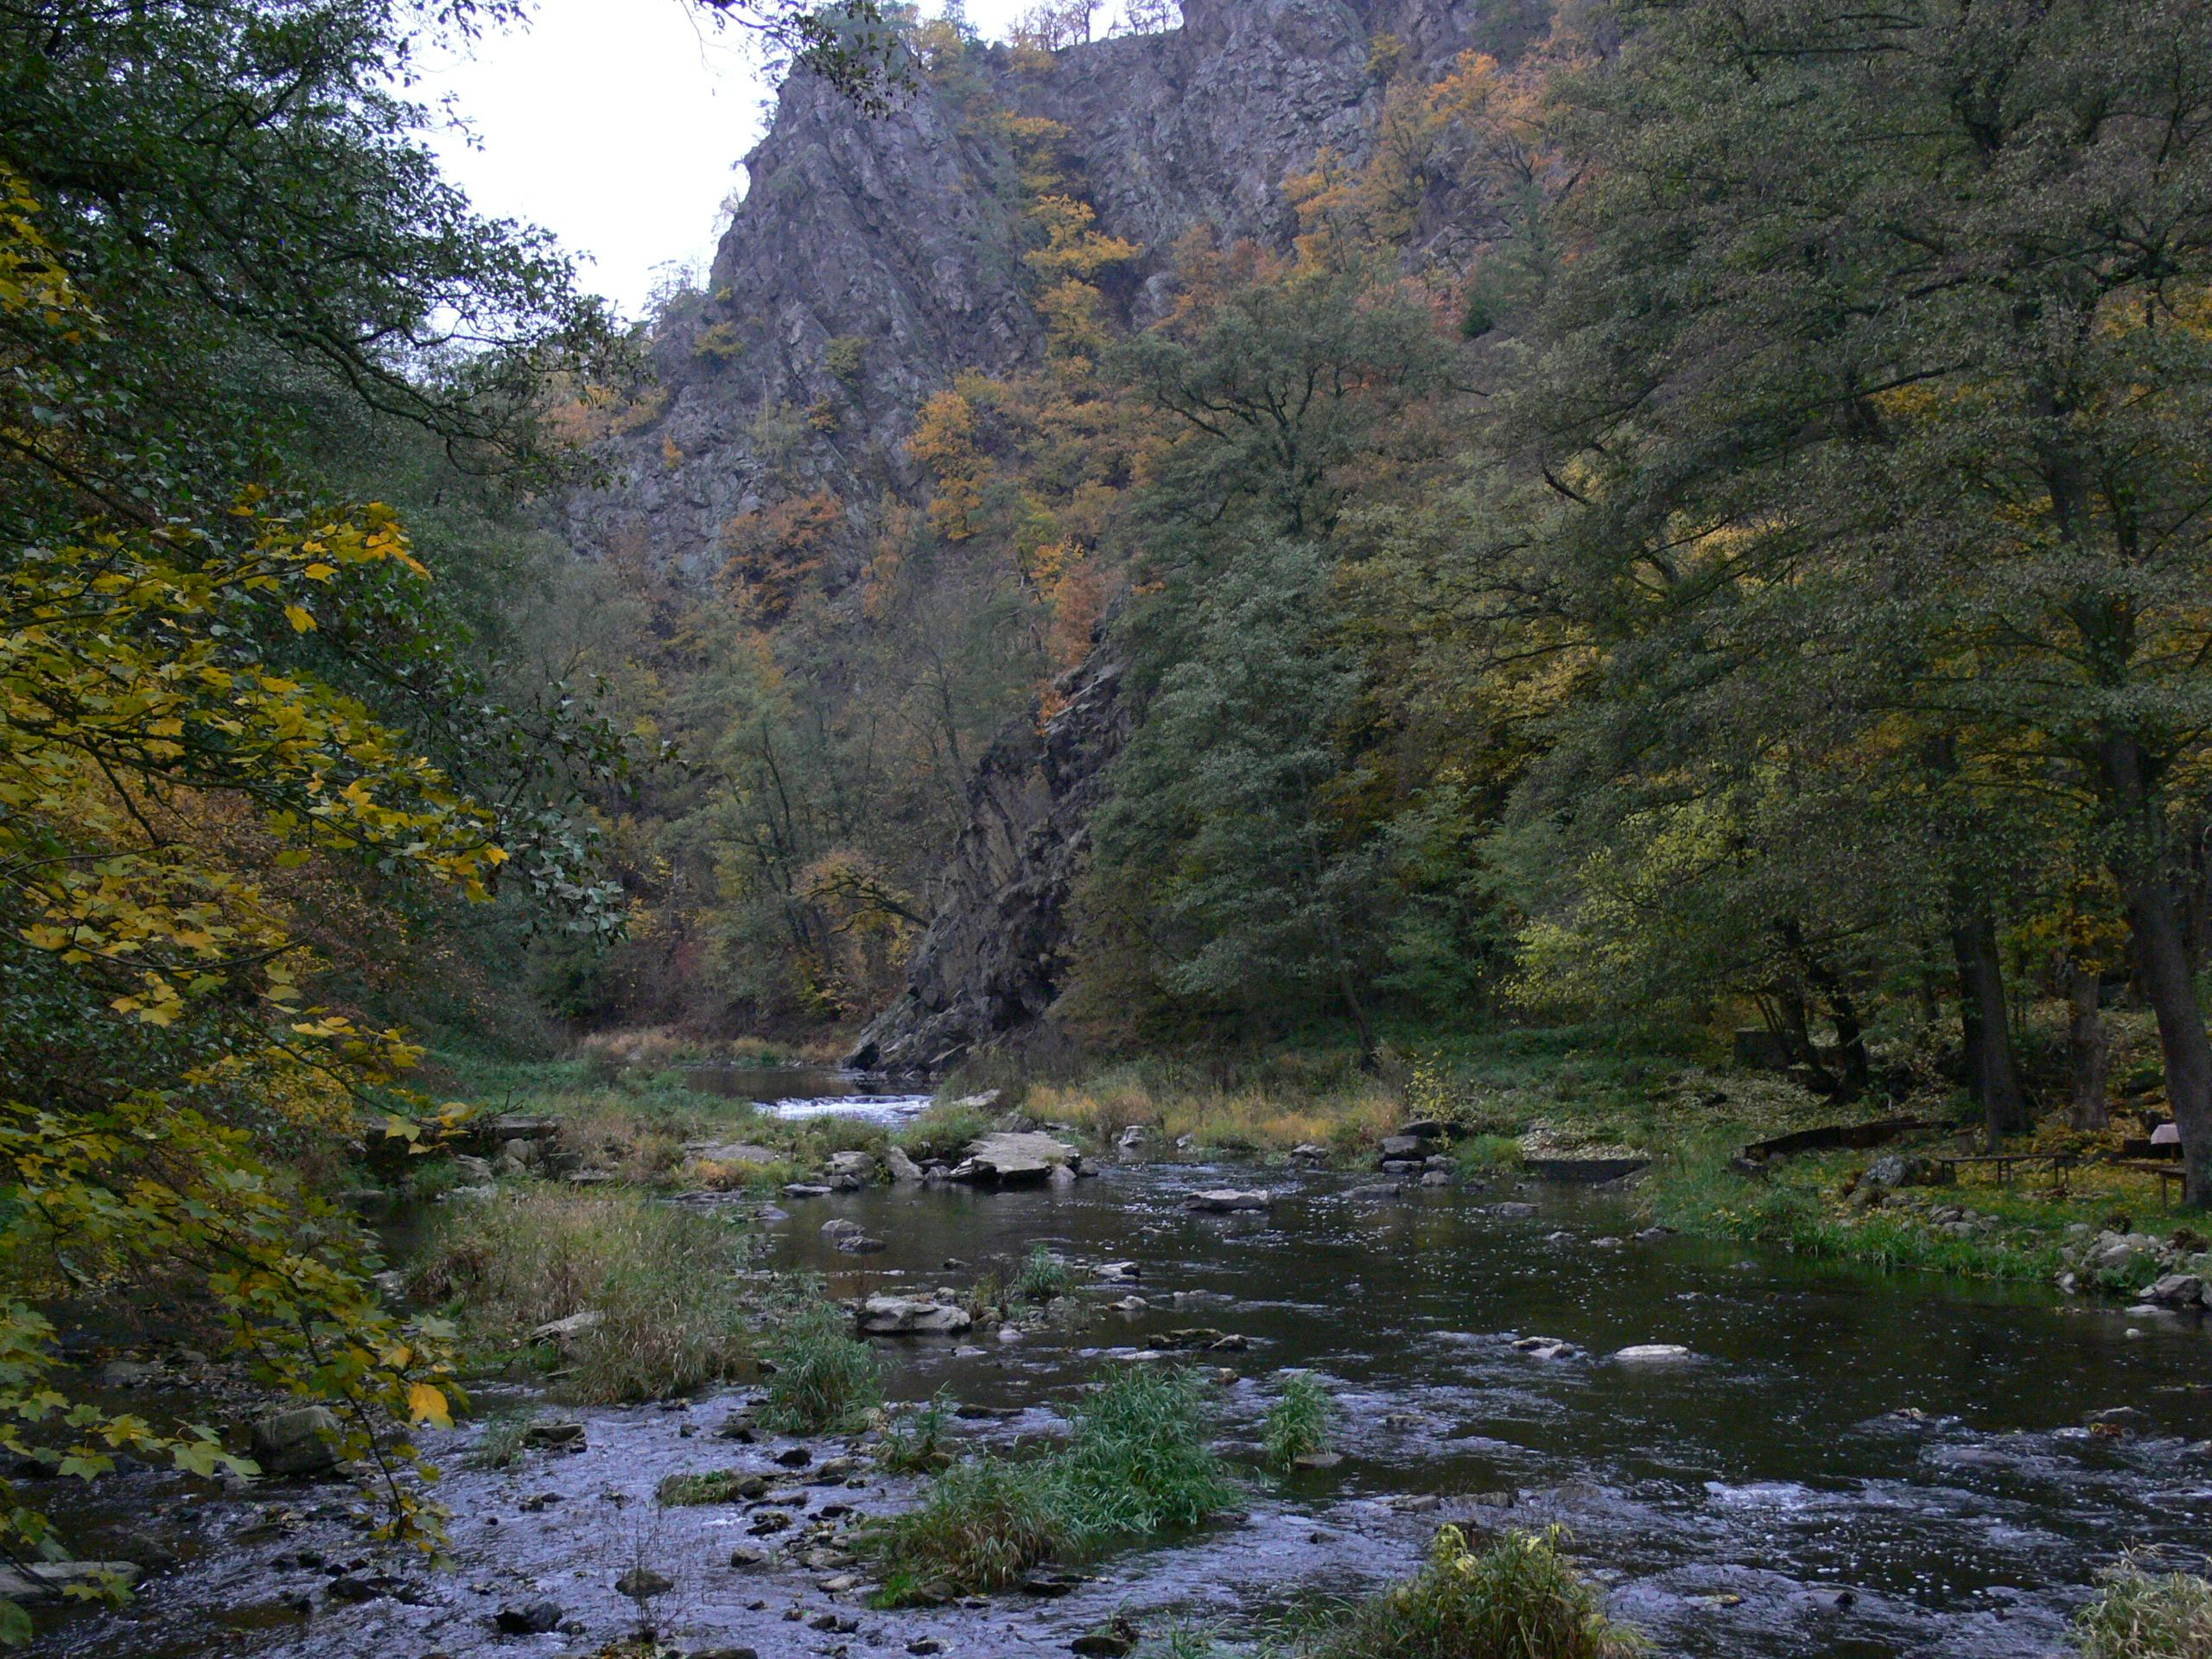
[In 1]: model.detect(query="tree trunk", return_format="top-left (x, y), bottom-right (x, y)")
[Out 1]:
top-left (1950, 904), bottom-right (2028, 1145)
top-left (1338, 964), bottom-right (1378, 1072)
top-left (2063, 960), bottom-right (2110, 1131)
top-left (2101, 732), bottom-right (2212, 1206)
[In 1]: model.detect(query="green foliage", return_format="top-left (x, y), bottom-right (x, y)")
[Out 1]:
top-left (877, 1392), bottom-right (958, 1474)
top-left (1014, 1246), bottom-right (1074, 1301)
top-left (757, 1298), bottom-right (886, 1434)
top-left (868, 1365), bottom-right (1238, 1601)
top-left (1315, 1525), bottom-right (1644, 1659)
top-left (657, 1469), bottom-right (763, 1506)
top-left (2075, 1553), bottom-right (2212, 1659)
top-left (469, 1408), bottom-right (544, 1471)
top-left (1262, 1371), bottom-right (1337, 1473)
top-left (411, 1188), bottom-right (756, 1401)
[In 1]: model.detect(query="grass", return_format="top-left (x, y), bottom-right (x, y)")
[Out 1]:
top-left (1014, 1246), bottom-right (1074, 1302)
top-left (756, 1295), bottom-right (885, 1434)
top-left (867, 1365), bottom-right (1239, 1603)
top-left (469, 1406), bottom-right (543, 1471)
top-left (1262, 1371), bottom-right (1337, 1473)
top-left (656, 1469), bottom-right (763, 1506)
top-left (2075, 1551), bottom-right (2212, 1657)
top-left (895, 1100), bottom-right (998, 1164)
top-left (1313, 1525), bottom-right (1644, 1659)
top-left (877, 1392), bottom-right (957, 1474)
top-left (409, 1186), bottom-right (757, 1402)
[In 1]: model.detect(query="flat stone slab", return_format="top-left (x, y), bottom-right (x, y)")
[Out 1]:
top-left (1611, 1344), bottom-right (1694, 1363)
top-left (489, 1114), bottom-right (558, 1141)
top-left (857, 1297), bottom-right (973, 1336)
top-left (949, 1131), bottom-right (1078, 1185)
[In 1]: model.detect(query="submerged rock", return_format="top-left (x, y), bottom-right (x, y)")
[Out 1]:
top-left (858, 1296), bottom-right (974, 1336)
top-left (1185, 1189), bottom-right (1270, 1213)
top-left (493, 1599), bottom-right (563, 1634)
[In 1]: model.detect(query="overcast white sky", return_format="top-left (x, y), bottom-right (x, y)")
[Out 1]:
top-left (412, 2), bottom-right (1041, 320)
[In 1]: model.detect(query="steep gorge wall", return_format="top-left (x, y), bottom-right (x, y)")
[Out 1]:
top-left (571, 0), bottom-right (1534, 1066)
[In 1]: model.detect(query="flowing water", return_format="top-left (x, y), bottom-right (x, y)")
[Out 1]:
top-left (34, 1077), bottom-right (2212, 1659)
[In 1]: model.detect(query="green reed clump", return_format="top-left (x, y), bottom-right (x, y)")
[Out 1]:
top-left (2075, 1551), bottom-right (2212, 1657)
top-left (868, 1365), bottom-right (1238, 1604)
top-left (877, 1392), bottom-right (957, 1473)
top-left (757, 1297), bottom-right (885, 1433)
top-left (1262, 1370), bottom-right (1338, 1473)
top-left (1014, 1245), bottom-right (1074, 1301)
top-left (1313, 1525), bottom-right (1644, 1659)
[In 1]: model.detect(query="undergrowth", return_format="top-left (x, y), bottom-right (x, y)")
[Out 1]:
top-left (1262, 1371), bottom-right (1337, 1472)
top-left (1314, 1525), bottom-right (1644, 1659)
top-left (757, 1294), bottom-right (884, 1433)
top-left (2074, 1551), bottom-right (2212, 1657)
top-left (867, 1365), bottom-right (1238, 1603)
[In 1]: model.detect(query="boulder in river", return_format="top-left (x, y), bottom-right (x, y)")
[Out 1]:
top-left (1611, 1344), bottom-right (1694, 1363)
top-left (883, 1145), bottom-right (925, 1183)
top-left (249, 1406), bottom-right (342, 1478)
top-left (835, 1233), bottom-right (887, 1255)
top-left (826, 1150), bottom-right (877, 1182)
top-left (1380, 1135), bottom-right (1427, 1160)
top-left (494, 1599), bottom-right (563, 1634)
top-left (1096, 1261), bottom-right (1141, 1281)
top-left (949, 1130), bottom-right (1079, 1185)
top-left (1185, 1189), bottom-right (1270, 1213)
top-left (1513, 1337), bottom-right (1577, 1360)
top-left (858, 1296), bottom-right (973, 1336)
top-left (616, 1567), bottom-right (673, 1599)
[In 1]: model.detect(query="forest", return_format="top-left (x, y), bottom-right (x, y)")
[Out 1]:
top-left (4, 0), bottom-right (2212, 1656)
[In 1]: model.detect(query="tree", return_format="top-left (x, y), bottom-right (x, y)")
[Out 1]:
top-left (1496, 0), bottom-right (2212, 1177)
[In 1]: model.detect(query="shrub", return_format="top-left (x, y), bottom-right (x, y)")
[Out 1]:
top-left (878, 1393), bottom-right (957, 1474)
top-left (410, 1188), bottom-right (755, 1402)
top-left (1014, 1246), bottom-right (1073, 1301)
top-left (1314, 1525), bottom-right (1643, 1659)
top-left (1262, 1371), bottom-right (1337, 1472)
top-left (657, 1469), bottom-right (760, 1506)
top-left (758, 1298), bottom-right (885, 1433)
top-left (868, 1365), bottom-right (1237, 1603)
top-left (897, 1101), bottom-right (995, 1164)
top-left (469, 1408), bottom-right (543, 1471)
top-left (2075, 1552), bottom-right (2212, 1658)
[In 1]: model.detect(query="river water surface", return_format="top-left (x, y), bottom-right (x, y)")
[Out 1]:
top-left (35, 1086), bottom-right (2212, 1659)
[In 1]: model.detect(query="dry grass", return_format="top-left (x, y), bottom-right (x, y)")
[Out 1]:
top-left (1027, 1065), bottom-right (1399, 1155)
top-left (2075, 1551), bottom-right (2212, 1657)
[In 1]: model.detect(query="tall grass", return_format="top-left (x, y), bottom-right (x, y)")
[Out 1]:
top-left (1014, 1246), bottom-right (1074, 1301)
top-left (2075, 1552), bottom-right (2212, 1657)
top-left (410, 1187), bottom-right (755, 1402)
top-left (757, 1296), bottom-right (884, 1433)
top-left (868, 1366), bottom-right (1238, 1602)
top-left (1262, 1372), bottom-right (1337, 1472)
top-left (1314, 1526), bottom-right (1643, 1659)
top-left (877, 1392), bottom-right (957, 1473)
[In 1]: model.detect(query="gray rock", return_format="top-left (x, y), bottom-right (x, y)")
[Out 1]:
top-left (826, 1150), bottom-right (877, 1181)
top-left (248, 1406), bottom-right (342, 1478)
top-left (1185, 1189), bottom-right (1270, 1213)
top-left (857, 1296), bottom-right (973, 1336)
top-left (616, 1567), bottom-right (673, 1599)
top-left (948, 1130), bottom-right (1080, 1184)
top-left (1420, 1170), bottom-right (1453, 1187)
top-left (493, 1599), bottom-right (563, 1634)
top-left (691, 1141), bottom-right (781, 1167)
top-left (1611, 1344), bottom-right (1694, 1363)
top-left (0, 1562), bottom-right (141, 1604)
top-left (1513, 1337), bottom-right (1577, 1360)
top-left (1095, 1261), bottom-right (1141, 1281)
top-left (835, 1232), bottom-right (887, 1255)
top-left (529, 1310), bottom-right (604, 1350)
top-left (883, 1145), bottom-right (925, 1183)
top-left (2146, 1273), bottom-right (2206, 1307)
top-left (1380, 1135), bottom-right (1426, 1160)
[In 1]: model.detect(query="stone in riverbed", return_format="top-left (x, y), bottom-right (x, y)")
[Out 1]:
top-left (949, 1131), bottom-right (1079, 1185)
top-left (2145, 1273), bottom-right (2206, 1307)
top-left (528, 1309), bottom-right (603, 1350)
top-left (858, 1296), bottom-right (973, 1336)
top-left (1185, 1189), bottom-right (1270, 1213)
top-left (884, 1145), bottom-right (925, 1183)
top-left (0, 1563), bottom-right (141, 1605)
top-left (248, 1406), bottom-right (343, 1478)
top-left (826, 1150), bottom-right (877, 1181)
top-left (1611, 1344), bottom-right (1694, 1364)
top-left (783, 1183), bottom-right (833, 1199)
top-left (1096, 1261), bottom-right (1141, 1281)
top-left (616, 1567), bottom-right (674, 1599)
top-left (1491, 1202), bottom-right (1536, 1217)
top-left (835, 1232), bottom-right (887, 1255)
top-left (522, 1421), bottom-right (586, 1450)
top-left (493, 1599), bottom-right (563, 1634)
top-left (1513, 1337), bottom-right (1577, 1360)
top-left (1380, 1135), bottom-right (1427, 1160)
top-left (1071, 1615), bottom-right (1142, 1656)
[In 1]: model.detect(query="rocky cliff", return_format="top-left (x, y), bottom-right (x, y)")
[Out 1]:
top-left (847, 650), bottom-right (1128, 1072)
top-left (573, 0), bottom-right (1536, 1068)
top-left (563, 0), bottom-right (1541, 577)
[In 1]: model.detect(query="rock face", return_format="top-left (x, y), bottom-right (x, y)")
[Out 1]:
top-left (848, 653), bottom-right (1128, 1073)
top-left (567, 0), bottom-right (1534, 580)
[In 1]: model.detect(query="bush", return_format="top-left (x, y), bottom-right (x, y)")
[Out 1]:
top-left (469, 1407), bottom-right (543, 1471)
top-left (1014, 1246), bottom-right (1073, 1302)
top-left (868, 1365), bottom-right (1237, 1603)
top-left (1314, 1526), bottom-right (1643, 1659)
top-left (758, 1298), bottom-right (885, 1433)
top-left (410, 1188), bottom-right (755, 1402)
top-left (1262, 1371), bottom-right (1336, 1472)
top-left (897, 1101), bottom-right (995, 1164)
top-left (2075, 1552), bottom-right (2212, 1657)
top-left (657, 1469), bottom-right (760, 1506)
top-left (878, 1392), bottom-right (957, 1473)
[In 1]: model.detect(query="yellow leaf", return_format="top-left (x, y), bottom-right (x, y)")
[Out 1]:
top-left (405, 1382), bottom-right (451, 1429)
top-left (283, 604), bottom-right (315, 633)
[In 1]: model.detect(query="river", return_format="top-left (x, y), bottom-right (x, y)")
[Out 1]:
top-left (33, 1079), bottom-right (2212, 1659)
